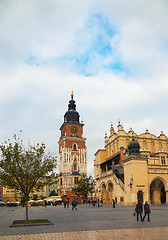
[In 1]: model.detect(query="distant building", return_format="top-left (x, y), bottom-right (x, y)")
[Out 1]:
top-left (46, 182), bottom-right (58, 197)
top-left (94, 122), bottom-right (168, 205)
top-left (2, 184), bottom-right (47, 204)
top-left (57, 92), bottom-right (87, 201)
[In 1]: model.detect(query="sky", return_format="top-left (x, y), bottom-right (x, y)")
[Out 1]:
top-left (0, 0), bottom-right (168, 176)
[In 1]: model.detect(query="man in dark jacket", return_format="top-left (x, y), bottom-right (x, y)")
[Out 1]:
top-left (142, 201), bottom-right (151, 222)
top-left (72, 200), bottom-right (77, 211)
top-left (135, 199), bottom-right (143, 221)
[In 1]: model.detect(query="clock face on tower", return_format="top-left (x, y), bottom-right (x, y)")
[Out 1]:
top-left (71, 125), bottom-right (78, 133)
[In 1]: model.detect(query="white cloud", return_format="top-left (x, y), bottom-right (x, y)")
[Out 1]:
top-left (0, 0), bottom-right (168, 176)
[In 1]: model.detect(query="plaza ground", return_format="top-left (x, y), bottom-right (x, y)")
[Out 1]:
top-left (0, 204), bottom-right (168, 239)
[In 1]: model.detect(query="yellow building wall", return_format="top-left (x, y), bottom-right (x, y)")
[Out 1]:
top-left (94, 173), bottom-right (125, 205)
top-left (123, 158), bottom-right (148, 205)
top-left (2, 185), bottom-right (47, 204)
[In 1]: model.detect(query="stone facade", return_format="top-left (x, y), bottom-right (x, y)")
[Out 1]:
top-left (94, 122), bottom-right (168, 205)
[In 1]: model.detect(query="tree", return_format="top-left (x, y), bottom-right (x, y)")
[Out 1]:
top-left (32, 194), bottom-right (38, 201)
top-left (0, 135), bottom-right (57, 221)
top-left (61, 194), bottom-right (67, 200)
top-left (49, 190), bottom-right (58, 197)
top-left (72, 174), bottom-right (94, 200)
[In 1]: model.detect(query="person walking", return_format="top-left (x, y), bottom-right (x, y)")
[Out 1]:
top-left (97, 199), bottom-right (100, 207)
top-left (67, 200), bottom-right (69, 208)
top-left (72, 200), bottom-right (77, 211)
top-left (142, 201), bottom-right (151, 222)
top-left (135, 199), bottom-right (143, 222)
top-left (91, 199), bottom-right (95, 207)
top-left (100, 199), bottom-right (103, 207)
top-left (112, 199), bottom-right (116, 208)
top-left (63, 199), bottom-right (67, 208)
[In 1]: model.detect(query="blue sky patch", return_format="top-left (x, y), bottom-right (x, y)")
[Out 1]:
top-left (72, 13), bottom-right (126, 76)
top-left (26, 56), bottom-right (40, 66)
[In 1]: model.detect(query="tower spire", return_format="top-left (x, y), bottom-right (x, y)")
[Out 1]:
top-left (71, 90), bottom-right (74, 100)
top-left (64, 92), bottom-right (80, 123)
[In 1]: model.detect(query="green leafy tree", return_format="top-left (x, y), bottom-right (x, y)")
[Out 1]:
top-left (61, 194), bottom-right (67, 200)
top-left (0, 135), bottom-right (57, 221)
top-left (32, 194), bottom-right (38, 201)
top-left (72, 174), bottom-right (94, 200)
top-left (49, 190), bottom-right (58, 197)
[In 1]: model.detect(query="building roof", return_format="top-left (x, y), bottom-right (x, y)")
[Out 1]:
top-left (112, 165), bottom-right (124, 175)
top-left (71, 171), bottom-right (81, 176)
top-left (100, 152), bottom-right (120, 166)
top-left (128, 136), bottom-right (140, 155)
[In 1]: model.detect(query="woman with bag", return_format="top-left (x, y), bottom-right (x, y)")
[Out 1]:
top-left (142, 201), bottom-right (151, 222)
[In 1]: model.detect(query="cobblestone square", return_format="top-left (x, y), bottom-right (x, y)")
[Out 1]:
top-left (0, 204), bottom-right (168, 239)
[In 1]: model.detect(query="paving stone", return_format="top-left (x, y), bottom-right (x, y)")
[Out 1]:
top-left (0, 204), bottom-right (168, 239)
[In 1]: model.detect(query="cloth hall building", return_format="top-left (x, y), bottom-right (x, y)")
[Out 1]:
top-left (94, 122), bottom-right (168, 205)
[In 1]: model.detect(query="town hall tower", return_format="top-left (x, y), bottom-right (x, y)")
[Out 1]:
top-left (57, 92), bottom-right (87, 199)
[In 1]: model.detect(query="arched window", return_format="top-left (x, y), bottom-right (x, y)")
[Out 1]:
top-left (73, 162), bottom-right (77, 171)
top-left (73, 144), bottom-right (77, 150)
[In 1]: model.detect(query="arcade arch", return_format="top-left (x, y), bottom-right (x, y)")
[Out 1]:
top-left (101, 181), bottom-right (114, 203)
top-left (150, 177), bottom-right (166, 204)
top-left (107, 181), bottom-right (113, 203)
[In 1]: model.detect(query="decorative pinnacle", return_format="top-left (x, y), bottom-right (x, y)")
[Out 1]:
top-left (118, 119), bottom-right (120, 125)
top-left (71, 90), bottom-right (74, 99)
top-left (111, 122), bottom-right (113, 127)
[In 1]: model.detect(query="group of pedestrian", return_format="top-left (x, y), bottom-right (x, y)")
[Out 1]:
top-left (63, 199), bottom-right (70, 208)
top-left (90, 199), bottom-right (103, 207)
top-left (135, 199), bottom-right (151, 222)
top-left (63, 199), bottom-right (78, 211)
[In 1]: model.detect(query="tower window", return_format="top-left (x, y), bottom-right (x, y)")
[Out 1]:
top-left (73, 162), bottom-right (77, 171)
top-left (73, 143), bottom-right (77, 150)
top-left (60, 178), bottom-right (62, 185)
top-left (74, 177), bottom-right (78, 184)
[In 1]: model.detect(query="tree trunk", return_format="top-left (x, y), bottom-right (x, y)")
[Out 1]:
top-left (25, 196), bottom-right (29, 222)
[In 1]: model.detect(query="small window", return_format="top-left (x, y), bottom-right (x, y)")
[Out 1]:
top-left (115, 197), bottom-right (117, 203)
top-left (73, 162), bottom-right (77, 171)
top-left (60, 178), bottom-right (62, 185)
top-left (161, 157), bottom-right (166, 165)
top-left (120, 197), bottom-right (124, 202)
